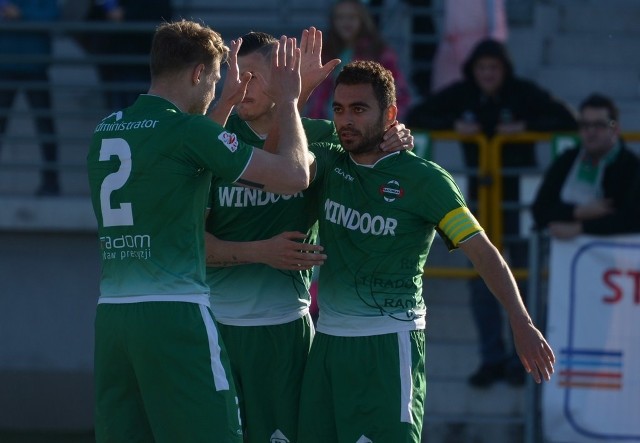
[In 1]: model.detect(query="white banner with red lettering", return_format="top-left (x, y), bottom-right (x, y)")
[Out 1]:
top-left (543, 235), bottom-right (640, 442)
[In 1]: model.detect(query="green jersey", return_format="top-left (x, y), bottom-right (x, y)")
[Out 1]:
top-left (313, 144), bottom-right (483, 336)
top-left (87, 95), bottom-right (254, 305)
top-left (205, 115), bottom-right (337, 325)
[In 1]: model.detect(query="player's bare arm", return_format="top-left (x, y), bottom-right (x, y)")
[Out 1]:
top-left (459, 232), bottom-right (556, 383)
top-left (240, 36), bottom-right (313, 194)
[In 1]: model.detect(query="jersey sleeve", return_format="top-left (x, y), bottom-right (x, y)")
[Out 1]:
top-left (420, 161), bottom-right (484, 249)
top-left (182, 116), bottom-right (254, 184)
top-left (301, 117), bottom-right (339, 144)
top-left (309, 141), bottom-right (343, 185)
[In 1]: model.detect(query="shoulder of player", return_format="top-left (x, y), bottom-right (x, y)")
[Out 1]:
top-left (224, 113), bottom-right (244, 130)
top-left (175, 115), bottom-right (252, 155)
top-left (301, 116), bottom-right (332, 127)
top-left (309, 141), bottom-right (343, 155)
top-left (181, 113), bottom-right (229, 136)
top-left (394, 153), bottom-right (456, 183)
top-left (398, 151), bottom-right (444, 170)
top-left (301, 117), bottom-right (335, 134)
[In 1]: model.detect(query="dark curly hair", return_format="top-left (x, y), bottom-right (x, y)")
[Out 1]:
top-left (335, 60), bottom-right (396, 111)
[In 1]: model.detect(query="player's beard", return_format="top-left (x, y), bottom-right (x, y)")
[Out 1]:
top-left (190, 91), bottom-right (214, 115)
top-left (338, 116), bottom-right (385, 155)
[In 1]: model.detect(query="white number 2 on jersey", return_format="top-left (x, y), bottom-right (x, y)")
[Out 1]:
top-left (99, 138), bottom-right (133, 227)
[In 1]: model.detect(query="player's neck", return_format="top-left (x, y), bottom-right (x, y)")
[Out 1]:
top-left (246, 113), bottom-right (275, 137)
top-left (349, 149), bottom-right (394, 166)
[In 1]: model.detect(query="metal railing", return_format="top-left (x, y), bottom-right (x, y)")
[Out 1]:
top-left (416, 129), bottom-right (640, 441)
top-left (416, 130), bottom-right (640, 279)
top-left (0, 13), bottom-right (442, 194)
top-left (0, 22), bottom-right (160, 193)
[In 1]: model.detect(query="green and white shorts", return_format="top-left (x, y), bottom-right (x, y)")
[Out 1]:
top-left (94, 302), bottom-right (243, 443)
top-left (298, 330), bottom-right (426, 443)
top-left (217, 314), bottom-right (314, 443)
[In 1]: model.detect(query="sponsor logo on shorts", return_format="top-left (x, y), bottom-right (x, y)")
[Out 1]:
top-left (356, 436), bottom-right (373, 443)
top-left (270, 429), bottom-right (289, 443)
top-left (219, 131), bottom-right (239, 152)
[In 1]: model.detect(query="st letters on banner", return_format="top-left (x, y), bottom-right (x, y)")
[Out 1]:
top-left (543, 235), bottom-right (640, 442)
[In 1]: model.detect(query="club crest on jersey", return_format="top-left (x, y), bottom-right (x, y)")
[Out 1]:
top-left (218, 131), bottom-right (239, 152)
top-left (379, 179), bottom-right (404, 202)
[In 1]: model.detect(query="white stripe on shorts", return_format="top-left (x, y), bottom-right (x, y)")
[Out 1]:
top-left (398, 331), bottom-right (414, 424)
top-left (199, 304), bottom-right (230, 391)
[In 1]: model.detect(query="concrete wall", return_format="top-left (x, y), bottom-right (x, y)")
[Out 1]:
top-left (0, 200), bottom-right (98, 430)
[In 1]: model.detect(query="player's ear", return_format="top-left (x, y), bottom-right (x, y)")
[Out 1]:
top-left (192, 63), bottom-right (206, 86)
top-left (384, 104), bottom-right (398, 130)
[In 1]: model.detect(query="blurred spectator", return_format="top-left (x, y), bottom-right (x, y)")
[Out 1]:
top-left (532, 94), bottom-right (640, 238)
top-left (306, 0), bottom-right (411, 120)
top-left (406, 0), bottom-right (437, 100)
top-left (365, 0), bottom-right (437, 101)
top-left (625, 171), bottom-right (640, 231)
top-left (83, 0), bottom-right (172, 110)
top-left (430, 0), bottom-right (508, 93)
top-left (0, 0), bottom-right (60, 195)
top-left (406, 38), bottom-right (577, 388)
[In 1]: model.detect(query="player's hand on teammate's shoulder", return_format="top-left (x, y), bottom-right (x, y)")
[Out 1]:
top-left (380, 121), bottom-right (414, 153)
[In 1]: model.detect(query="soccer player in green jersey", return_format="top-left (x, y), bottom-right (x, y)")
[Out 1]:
top-left (87, 20), bottom-right (314, 443)
top-left (296, 61), bottom-right (556, 443)
top-left (204, 29), bottom-right (413, 442)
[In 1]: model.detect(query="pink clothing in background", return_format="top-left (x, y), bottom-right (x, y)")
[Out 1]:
top-left (431, 0), bottom-right (508, 93)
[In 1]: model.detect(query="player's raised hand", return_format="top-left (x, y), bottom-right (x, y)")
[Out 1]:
top-left (219, 38), bottom-right (252, 106)
top-left (209, 38), bottom-right (252, 125)
top-left (262, 36), bottom-right (301, 105)
top-left (299, 27), bottom-right (341, 104)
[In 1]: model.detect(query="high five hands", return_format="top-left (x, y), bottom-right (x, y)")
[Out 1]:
top-left (299, 26), bottom-right (341, 106)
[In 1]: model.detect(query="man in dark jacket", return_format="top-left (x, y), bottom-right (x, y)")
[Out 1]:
top-left (407, 38), bottom-right (578, 387)
top-left (532, 93), bottom-right (640, 238)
